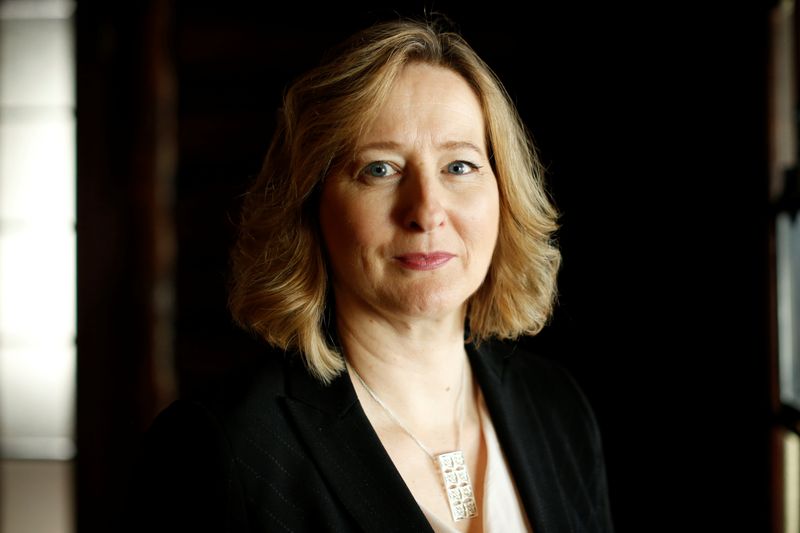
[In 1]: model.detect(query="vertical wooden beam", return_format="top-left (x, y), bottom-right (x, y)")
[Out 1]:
top-left (767, 1), bottom-right (797, 532)
top-left (75, 1), bottom-right (176, 531)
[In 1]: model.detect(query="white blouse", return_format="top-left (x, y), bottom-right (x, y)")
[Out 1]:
top-left (421, 390), bottom-right (533, 532)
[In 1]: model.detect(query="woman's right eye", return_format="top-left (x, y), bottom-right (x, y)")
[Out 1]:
top-left (360, 161), bottom-right (398, 179)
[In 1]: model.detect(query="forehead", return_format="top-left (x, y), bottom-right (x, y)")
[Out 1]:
top-left (358, 63), bottom-right (487, 150)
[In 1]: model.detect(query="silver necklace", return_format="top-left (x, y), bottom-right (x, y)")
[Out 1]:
top-left (348, 361), bottom-right (479, 522)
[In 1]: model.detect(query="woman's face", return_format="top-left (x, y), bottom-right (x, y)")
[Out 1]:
top-left (319, 63), bottom-right (500, 324)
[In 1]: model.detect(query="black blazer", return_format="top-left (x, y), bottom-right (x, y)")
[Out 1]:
top-left (127, 341), bottom-right (614, 532)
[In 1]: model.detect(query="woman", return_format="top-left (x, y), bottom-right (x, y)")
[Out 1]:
top-left (131, 18), bottom-right (614, 533)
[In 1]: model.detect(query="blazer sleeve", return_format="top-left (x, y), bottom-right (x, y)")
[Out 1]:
top-left (557, 365), bottom-right (614, 531)
top-left (124, 400), bottom-right (250, 533)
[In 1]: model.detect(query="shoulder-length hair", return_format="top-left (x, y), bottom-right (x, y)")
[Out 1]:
top-left (229, 18), bottom-right (561, 383)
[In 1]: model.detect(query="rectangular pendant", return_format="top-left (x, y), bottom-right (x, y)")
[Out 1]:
top-left (436, 451), bottom-right (478, 522)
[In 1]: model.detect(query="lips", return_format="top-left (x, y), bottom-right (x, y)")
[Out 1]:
top-left (394, 252), bottom-right (455, 271)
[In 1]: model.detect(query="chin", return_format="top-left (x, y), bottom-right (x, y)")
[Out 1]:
top-left (386, 284), bottom-right (471, 322)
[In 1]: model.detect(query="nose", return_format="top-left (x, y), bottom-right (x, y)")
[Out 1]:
top-left (401, 172), bottom-right (446, 232)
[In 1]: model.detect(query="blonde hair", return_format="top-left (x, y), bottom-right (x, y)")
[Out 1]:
top-left (229, 18), bottom-right (561, 383)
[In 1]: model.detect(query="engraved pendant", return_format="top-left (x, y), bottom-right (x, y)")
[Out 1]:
top-left (436, 451), bottom-right (478, 521)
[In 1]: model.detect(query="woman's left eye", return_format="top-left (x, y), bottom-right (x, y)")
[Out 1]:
top-left (446, 161), bottom-right (479, 175)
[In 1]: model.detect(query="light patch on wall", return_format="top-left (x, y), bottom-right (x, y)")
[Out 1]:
top-left (785, 430), bottom-right (800, 533)
top-left (0, 1), bottom-right (76, 462)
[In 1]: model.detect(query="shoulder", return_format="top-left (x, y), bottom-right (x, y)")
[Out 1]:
top-left (126, 350), bottom-right (295, 532)
top-left (474, 338), bottom-right (602, 448)
top-left (476, 339), bottom-right (590, 406)
top-left (510, 344), bottom-right (592, 410)
top-left (141, 347), bottom-right (309, 477)
top-left (144, 348), bottom-right (290, 443)
top-left (128, 349), bottom-right (366, 532)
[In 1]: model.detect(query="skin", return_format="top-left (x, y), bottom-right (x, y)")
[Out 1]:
top-left (319, 62), bottom-right (499, 532)
top-left (320, 62), bottom-right (499, 334)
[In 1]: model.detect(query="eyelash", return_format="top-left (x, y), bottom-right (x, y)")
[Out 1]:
top-left (359, 160), bottom-right (482, 180)
top-left (446, 161), bottom-right (481, 175)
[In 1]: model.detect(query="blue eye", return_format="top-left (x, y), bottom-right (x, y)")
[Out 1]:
top-left (363, 161), bottom-right (395, 178)
top-left (447, 161), bottom-right (478, 175)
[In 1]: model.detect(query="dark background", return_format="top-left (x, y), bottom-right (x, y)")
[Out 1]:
top-left (76, 2), bottom-right (775, 532)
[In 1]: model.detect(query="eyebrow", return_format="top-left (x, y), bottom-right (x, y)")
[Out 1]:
top-left (356, 140), bottom-right (485, 156)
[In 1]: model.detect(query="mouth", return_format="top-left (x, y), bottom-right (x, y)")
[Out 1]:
top-left (394, 252), bottom-right (456, 271)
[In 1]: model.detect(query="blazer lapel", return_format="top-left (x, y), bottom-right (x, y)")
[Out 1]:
top-left (468, 342), bottom-right (573, 533)
top-left (282, 358), bottom-right (434, 533)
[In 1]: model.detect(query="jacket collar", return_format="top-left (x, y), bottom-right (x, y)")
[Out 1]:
top-left (283, 356), bottom-right (434, 532)
top-left (282, 343), bottom-right (565, 533)
top-left (469, 341), bottom-right (575, 533)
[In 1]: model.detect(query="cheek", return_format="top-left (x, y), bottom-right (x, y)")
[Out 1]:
top-left (319, 188), bottom-right (384, 263)
top-left (470, 186), bottom-right (500, 250)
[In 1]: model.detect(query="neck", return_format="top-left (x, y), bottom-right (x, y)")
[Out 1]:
top-left (333, 299), bottom-right (470, 432)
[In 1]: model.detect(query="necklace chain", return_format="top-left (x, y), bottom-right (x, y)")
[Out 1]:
top-left (347, 359), bottom-right (479, 522)
top-left (347, 361), bottom-right (466, 462)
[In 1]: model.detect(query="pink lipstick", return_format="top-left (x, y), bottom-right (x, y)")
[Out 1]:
top-left (395, 252), bottom-right (455, 271)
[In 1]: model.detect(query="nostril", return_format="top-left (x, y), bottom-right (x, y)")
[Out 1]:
top-left (406, 215), bottom-right (444, 232)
